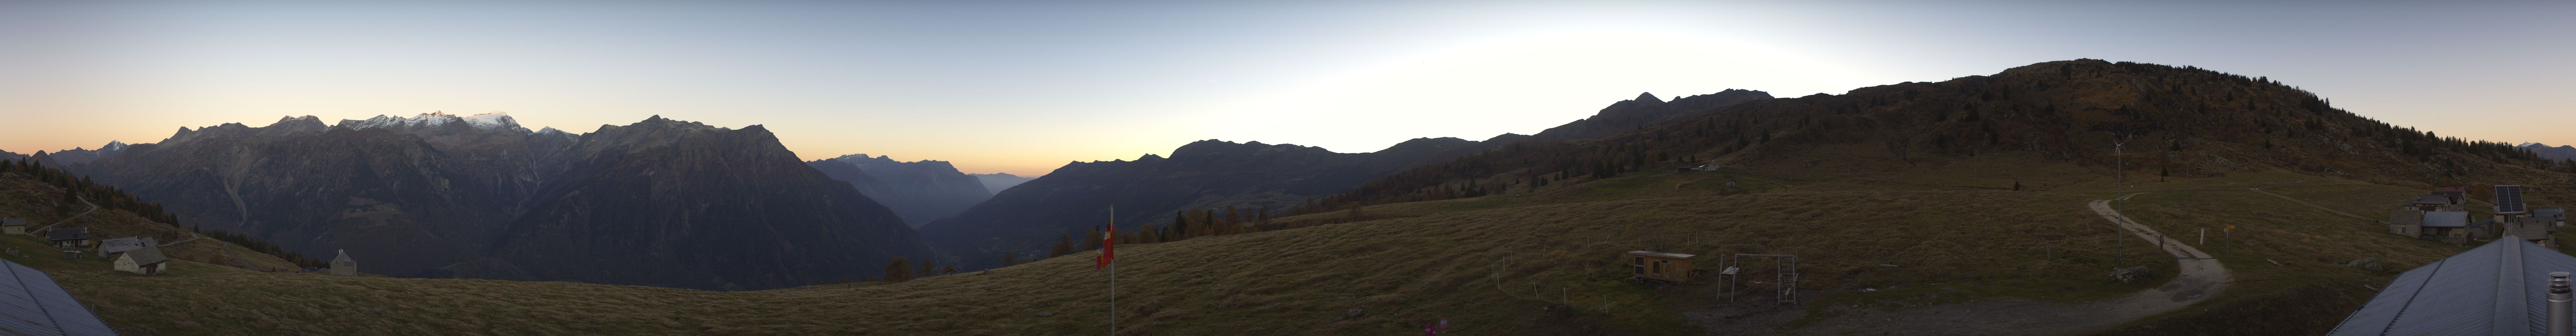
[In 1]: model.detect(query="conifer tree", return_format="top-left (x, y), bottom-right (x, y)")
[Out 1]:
top-left (882, 258), bottom-right (912, 283)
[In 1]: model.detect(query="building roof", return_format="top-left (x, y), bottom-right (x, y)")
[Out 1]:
top-left (43, 228), bottom-right (86, 241)
top-left (0, 218), bottom-right (22, 226)
top-left (2537, 208), bottom-right (2567, 221)
top-left (2423, 211), bottom-right (2472, 228)
top-left (2408, 194), bottom-right (2453, 206)
top-left (1626, 251), bottom-right (1695, 259)
top-left (2389, 210), bottom-right (2424, 226)
top-left (2330, 237), bottom-right (2576, 336)
top-left (334, 249), bottom-right (354, 263)
top-left (97, 238), bottom-right (144, 254)
top-left (122, 246), bottom-right (166, 266)
top-left (0, 259), bottom-right (121, 336)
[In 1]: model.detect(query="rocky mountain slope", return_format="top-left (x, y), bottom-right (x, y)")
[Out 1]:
top-left (1526, 89), bottom-right (1773, 142)
top-left (66, 113), bottom-right (928, 290)
top-left (807, 154), bottom-right (992, 227)
top-left (1307, 59), bottom-right (2571, 212)
top-left (968, 172), bottom-right (1038, 193)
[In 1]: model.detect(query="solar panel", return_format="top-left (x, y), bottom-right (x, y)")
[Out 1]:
top-left (0, 260), bottom-right (120, 336)
top-left (2496, 185), bottom-right (2528, 215)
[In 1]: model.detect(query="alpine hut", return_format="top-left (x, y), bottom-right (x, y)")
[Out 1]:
top-left (113, 246), bottom-right (168, 275)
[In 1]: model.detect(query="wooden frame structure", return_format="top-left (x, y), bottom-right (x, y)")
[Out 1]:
top-left (1718, 253), bottom-right (1799, 304)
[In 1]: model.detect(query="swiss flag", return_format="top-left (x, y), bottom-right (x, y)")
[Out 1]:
top-left (1095, 222), bottom-right (1116, 269)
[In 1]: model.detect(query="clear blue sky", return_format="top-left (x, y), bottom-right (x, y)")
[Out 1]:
top-left (2, 1), bottom-right (2567, 175)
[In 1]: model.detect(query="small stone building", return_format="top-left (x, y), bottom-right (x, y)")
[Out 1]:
top-left (113, 246), bottom-right (168, 275)
top-left (2506, 217), bottom-right (2557, 247)
top-left (2536, 208), bottom-right (2568, 228)
top-left (45, 228), bottom-right (90, 249)
top-left (2389, 210), bottom-right (2425, 237)
top-left (2424, 211), bottom-right (2473, 245)
top-left (1626, 251), bottom-right (1696, 283)
top-left (0, 218), bottom-right (24, 235)
top-left (330, 249), bottom-right (357, 276)
top-left (99, 237), bottom-right (151, 261)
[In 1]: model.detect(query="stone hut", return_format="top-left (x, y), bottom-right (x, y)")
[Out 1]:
top-left (2506, 217), bottom-right (2557, 247)
top-left (2389, 209), bottom-right (2425, 237)
top-left (99, 237), bottom-right (152, 261)
top-left (2424, 211), bottom-right (2473, 245)
top-left (330, 249), bottom-right (357, 276)
top-left (113, 246), bottom-right (168, 275)
top-left (45, 228), bottom-right (91, 249)
top-left (0, 218), bottom-right (24, 235)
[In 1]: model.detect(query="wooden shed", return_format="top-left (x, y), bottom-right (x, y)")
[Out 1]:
top-left (1626, 251), bottom-right (1696, 283)
top-left (1, 218), bottom-right (24, 235)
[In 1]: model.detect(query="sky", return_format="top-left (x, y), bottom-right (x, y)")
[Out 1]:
top-left (1, 1), bottom-right (2568, 176)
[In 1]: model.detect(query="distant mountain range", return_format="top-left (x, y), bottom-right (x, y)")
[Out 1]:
top-left (2521, 142), bottom-right (2576, 161)
top-left (918, 89), bottom-right (1770, 269)
top-left (807, 154), bottom-right (993, 227)
top-left (63, 112), bottom-right (931, 290)
top-left (916, 137), bottom-right (1511, 268)
top-left (969, 173), bottom-right (1038, 193)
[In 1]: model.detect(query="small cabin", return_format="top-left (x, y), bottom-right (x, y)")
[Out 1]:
top-left (330, 249), bottom-right (357, 276)
top-left (2424, 211), bottom-right (2473, 245)
top-left (2404, 194), bottom-right (2458, 212)
top-left (0, 218), bottom-right (24, 235)
top-left (99, 237), bottom-right (150, 261)
top-left (2537, 208), bottom-right (2568, 228)
top-left (2389, 210), bottom-right (2425, 237)
top-left (45, 228), bottom-right (90, 249)
top-left (113, 246), bottom-right (167, 275)
top-left (2509, 217), bottom-right (2557, 247)
top-left (1626, 251), bottom-right (1696, 283)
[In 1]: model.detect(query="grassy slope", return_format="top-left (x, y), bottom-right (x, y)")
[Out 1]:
top-left (19, 153), bottom-right (2274, 336)
top-left (0, 174), bottom-right (301, 271)
top-left (7, 149), bottom-right (2497, 335)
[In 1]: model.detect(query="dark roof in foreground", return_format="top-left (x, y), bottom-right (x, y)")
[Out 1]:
top-left (0, 259), bottom-right (120, 336)
top-left (2329, 237), bottom-right (2576, 336)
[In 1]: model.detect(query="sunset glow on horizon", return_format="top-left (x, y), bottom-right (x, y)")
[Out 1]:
top-left (4, 1), bottom-right (2569, 176)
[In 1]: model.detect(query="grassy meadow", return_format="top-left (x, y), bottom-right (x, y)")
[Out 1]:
top-left (0, 152), bottom-right (2506, 335)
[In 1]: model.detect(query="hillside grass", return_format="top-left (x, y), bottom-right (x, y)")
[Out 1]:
top-left (9, 154), bottom-right (2498, 335)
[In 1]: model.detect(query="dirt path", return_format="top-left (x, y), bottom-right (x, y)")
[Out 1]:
top-left (1782, 193), bottom-right (2231, 335)
top-left (26, 195), bottom-right (97, 235)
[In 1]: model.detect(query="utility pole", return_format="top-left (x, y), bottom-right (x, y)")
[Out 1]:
top-left (2111, 135), bottom-right (2132, 266)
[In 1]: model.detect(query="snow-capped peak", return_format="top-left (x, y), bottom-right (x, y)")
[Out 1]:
top-left (462, 112), bottom-right (521, 131)
top-left (100, 140), bottom-right (128, 152)
top-left (2520, 142), bottom-right (2548, 148)
top-left (336, 111), bottom-right (531, 134)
